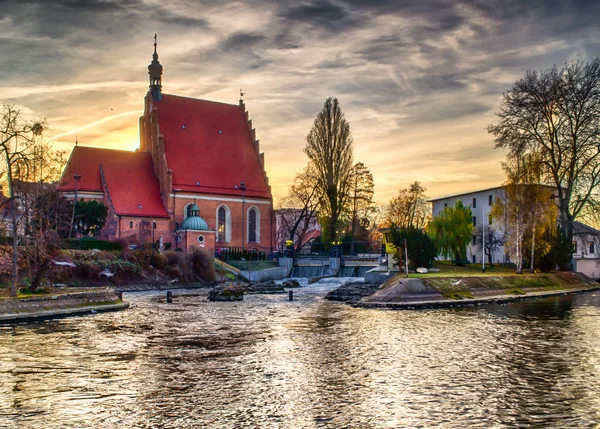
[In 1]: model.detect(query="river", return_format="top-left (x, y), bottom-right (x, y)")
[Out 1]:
top-left (1, 278), bottom-right (600, 428)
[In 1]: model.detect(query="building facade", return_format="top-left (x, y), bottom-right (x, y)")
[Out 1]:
top-left (430, 186), bottom-right (600, 278)
top-left (58, 39), bottom-right (275, 254)
top-left (430, 186), bottom-right (506, 264)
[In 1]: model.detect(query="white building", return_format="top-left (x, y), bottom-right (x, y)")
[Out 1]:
top-left (572, 221), bottom-right (600, 279)
top-left (430, 186), bottom-right (600, 279)
top-left (429, 186), bottom-right (506, 264)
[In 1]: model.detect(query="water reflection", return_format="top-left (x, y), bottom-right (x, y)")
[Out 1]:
top-left (1, 285), bottom-right (599, 428)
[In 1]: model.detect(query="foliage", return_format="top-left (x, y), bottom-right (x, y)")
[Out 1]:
top-left (388, 226), bottom-right (437, 269)
top-left (0, 246), bottom-right (14, 279)
top-left (492, 153), bottom-right (558, 273)
top-left (74, 199), bottom-right (108, 237)
top-left (489, 58), bottom-right (600, 242)
top-left (537, 226), bottom-right (573, 272)
top-left (428, 200), bottom-right (472, 262)
top-left (64, 239), bottom-right (122, 251)
top-left (346, 162), bottom-right (376, 253)
top-left (303, 97), bottom-right (354, 243)
top-left (385, 182), bottom-right (431, 229)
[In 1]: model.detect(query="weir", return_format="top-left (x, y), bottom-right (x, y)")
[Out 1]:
top-left (290, 265), bottom-right (330, 278)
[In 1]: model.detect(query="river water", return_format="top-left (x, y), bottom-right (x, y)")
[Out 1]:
top-left (1, 278), bottom-right (600, 428)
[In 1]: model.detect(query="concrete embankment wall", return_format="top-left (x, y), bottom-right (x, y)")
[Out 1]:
top-left (0, 290), bottom-right (125, 323)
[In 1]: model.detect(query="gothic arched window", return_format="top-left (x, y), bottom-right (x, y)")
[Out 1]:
top-left (248, 209), bottom-right (257, 243)
top-left (217, 206), bottom-right (229, 242)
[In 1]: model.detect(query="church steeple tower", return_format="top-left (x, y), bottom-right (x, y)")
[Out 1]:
top-left (148, 34), bottom-right (163, 100)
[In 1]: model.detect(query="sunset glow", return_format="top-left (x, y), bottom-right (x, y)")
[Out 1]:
top-left (3, 0), bottom-right (599, 203)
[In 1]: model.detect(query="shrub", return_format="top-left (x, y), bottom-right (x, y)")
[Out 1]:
top-left (64, 239), bottom-right (122, 251)
top-left (185, 247), bottom-right (216, 282)
top-left (165, 251), bottom-right (183, 267)
top-left (149, 253), bottom-right (168, 271)
top-left (75, 261), bottom-right (101, 280)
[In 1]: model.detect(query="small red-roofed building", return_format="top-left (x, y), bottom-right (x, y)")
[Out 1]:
top-left (58, 38), bottom-right (275, 254)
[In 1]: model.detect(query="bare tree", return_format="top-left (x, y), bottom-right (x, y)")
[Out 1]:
top-left (304, 97), bottom-right (353, 244)
top-left (277, 166), bottom-right (320, 250)
top-left (474, 226), bottom-right (506, 267)
top-left (0, 105), bottom-right (45, 296)
top-left (347, 162), bottom-right (375, 253)
top-left (489, 59), bottom-right (600, 246)
top-left (385, 182), bottom-right (430, 229)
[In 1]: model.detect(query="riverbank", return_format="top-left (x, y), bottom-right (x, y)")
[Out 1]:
top-left (326, 272), bottom-right (600, 309)
top-left (0, 288), bottom-right (127, 324)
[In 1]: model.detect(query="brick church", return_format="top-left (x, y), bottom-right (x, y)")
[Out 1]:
top-left (59, 38), bottom-right (275, 253)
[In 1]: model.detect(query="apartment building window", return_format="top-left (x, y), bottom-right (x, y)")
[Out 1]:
top-left (444, 202), bottom-right (447, 208)
top-left (472, 216), bottom-right (476, 226)
top-left (129, 221), bottom-right (133, 228)
top-left (590, 242), bottom-right (595, 254)
top-left (488, 215), bottom-right (492, 225)
top-left (472, 235), bottom-right (477, 245)
top-left (489, 195), bottom-right (493, 206)
top-left (472, 197), bottom-right (477, 208)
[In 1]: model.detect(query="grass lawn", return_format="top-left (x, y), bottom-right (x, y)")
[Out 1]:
top-left (409, 260), bottom-right (519, 278)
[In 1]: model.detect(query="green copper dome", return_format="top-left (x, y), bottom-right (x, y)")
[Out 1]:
top-left (179, 204), bottom-right (209, 231)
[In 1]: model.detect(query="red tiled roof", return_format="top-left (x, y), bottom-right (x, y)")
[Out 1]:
top-left (59, 146), bottom-right (168, 218)
top-left (154, 94), bottom-right (271, 199)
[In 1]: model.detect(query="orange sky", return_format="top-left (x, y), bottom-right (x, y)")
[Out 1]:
top-left (3, 0), bottom-right (599, 205)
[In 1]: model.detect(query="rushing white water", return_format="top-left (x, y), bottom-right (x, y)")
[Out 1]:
top-left (1, 281), bottom-right (600, 428)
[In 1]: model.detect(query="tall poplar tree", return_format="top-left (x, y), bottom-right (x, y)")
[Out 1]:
top-left (347, 162), bottom-right (375, 253)
top-left (304, 97), bottom-right (354, 244)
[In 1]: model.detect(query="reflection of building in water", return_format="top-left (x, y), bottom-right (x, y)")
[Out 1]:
top-left (59, 37), bottom-right (275, 253)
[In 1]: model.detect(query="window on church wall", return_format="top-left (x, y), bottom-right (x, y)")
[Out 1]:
top-left (218, 206), bottom-right (227, 242)
top-left (247, 206), bottom-right (260, 243)
top-left (248, 209), bottom-right (257, 243)
top-left (186, 204), bottom-right (195, 218)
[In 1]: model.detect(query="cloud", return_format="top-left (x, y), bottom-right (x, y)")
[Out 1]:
top-left (1, 0), bottom-right (600, 204)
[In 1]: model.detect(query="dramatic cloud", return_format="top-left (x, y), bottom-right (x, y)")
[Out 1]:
top-left (1, 0), bottom-right (599, 203)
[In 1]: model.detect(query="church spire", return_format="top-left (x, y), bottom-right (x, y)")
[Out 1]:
top-left (148, 33), bottom-right (163, 100)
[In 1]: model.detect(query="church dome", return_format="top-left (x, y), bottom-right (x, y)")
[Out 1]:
top-left (179, 204), bottom-right (209, 231)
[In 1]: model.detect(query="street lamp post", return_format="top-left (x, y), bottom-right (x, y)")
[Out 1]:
top-left (240, 182), bottom-right (246, 251)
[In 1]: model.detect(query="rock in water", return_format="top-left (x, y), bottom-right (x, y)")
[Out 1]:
top-left (246, 280), bottom-right (286, 294)
top-left (208, 285), bottom-right (244, 301)
top-left (282, 279), bottom-right (301, 288)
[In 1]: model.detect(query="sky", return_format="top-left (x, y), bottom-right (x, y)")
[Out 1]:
top-left (2, 0), bottom-right (600, 204)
